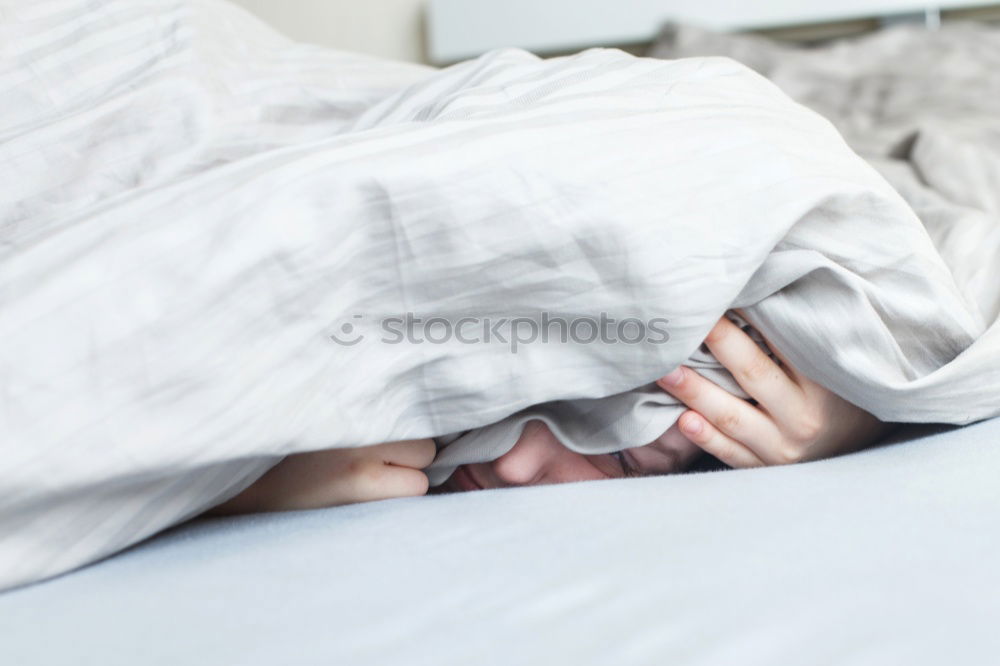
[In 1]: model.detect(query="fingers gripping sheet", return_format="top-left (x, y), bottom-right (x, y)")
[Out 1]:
top-left (2, 0), bottom-right (999, 589)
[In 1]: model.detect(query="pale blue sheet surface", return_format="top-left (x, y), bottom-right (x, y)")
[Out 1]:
top-left (2, 419), bottom-right (998, 665)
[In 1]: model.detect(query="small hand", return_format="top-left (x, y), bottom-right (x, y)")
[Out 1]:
top-left (656, 315), bottom-right (891, 468)
top-left (207, 439), bottom-right (436, 515)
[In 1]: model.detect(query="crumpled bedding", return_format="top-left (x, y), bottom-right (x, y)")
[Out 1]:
top-left (435, 20), bottom-right (1000, 478)
top-left (649, 21), bottom-right (1000, 319)
top-left (2, 0), bottom-right (998, 591)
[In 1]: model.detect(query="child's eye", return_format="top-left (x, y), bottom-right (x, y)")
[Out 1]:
top-left (609, 450), bottom-right (638, 477)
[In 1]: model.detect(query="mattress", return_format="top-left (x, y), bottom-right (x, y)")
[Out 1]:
top-left (2, 417), bottom-right (998, 665)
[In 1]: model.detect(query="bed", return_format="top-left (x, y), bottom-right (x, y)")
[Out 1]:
top-left (2, 418), bottom-right (999, 664)
top-left (2, 1), bottom-right (999, 662)
top-left (426, 0), bottom-right (1000, 63)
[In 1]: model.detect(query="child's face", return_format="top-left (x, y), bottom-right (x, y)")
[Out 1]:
top-left (443, 419), bottom-right (702, 492)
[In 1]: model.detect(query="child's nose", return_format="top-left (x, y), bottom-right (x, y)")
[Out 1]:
top-left (491, 421), bottom-right (563, 486)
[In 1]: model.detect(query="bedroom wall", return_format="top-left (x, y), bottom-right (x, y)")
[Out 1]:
top-left (230, 0), bottom-right (429, 64)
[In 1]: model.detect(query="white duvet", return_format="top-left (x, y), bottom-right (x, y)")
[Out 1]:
top-left (2, 0), bottom-right (998, 591)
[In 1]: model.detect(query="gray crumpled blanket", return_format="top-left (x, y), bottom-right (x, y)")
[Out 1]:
top-left (3, 2), bottom-right (1000, 589)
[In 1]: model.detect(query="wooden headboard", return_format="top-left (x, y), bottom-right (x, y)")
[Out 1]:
top-left (426, 0), bottom-right (1000, 64)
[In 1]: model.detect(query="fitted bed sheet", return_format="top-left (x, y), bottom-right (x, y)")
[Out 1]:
top-left (2, 417), bottom-right (998, 665)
